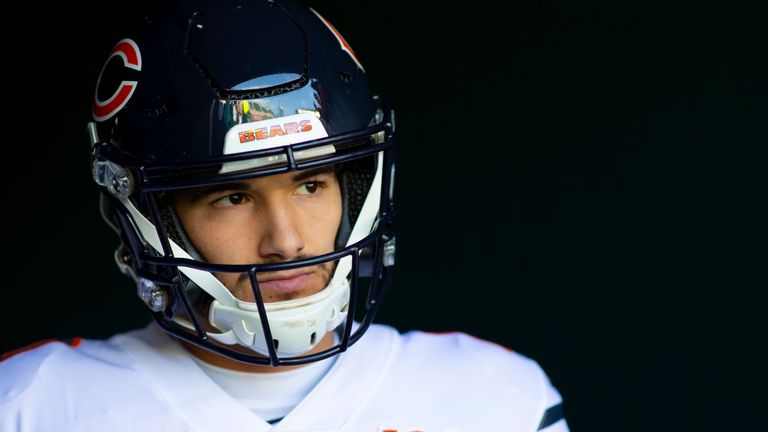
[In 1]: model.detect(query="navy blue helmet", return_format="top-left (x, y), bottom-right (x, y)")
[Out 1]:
top-left (89, 0), bottom-right (396, 366)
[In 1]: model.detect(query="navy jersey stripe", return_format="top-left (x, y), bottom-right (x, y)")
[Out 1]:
top-left (537, 402), bottom-right (565, 430)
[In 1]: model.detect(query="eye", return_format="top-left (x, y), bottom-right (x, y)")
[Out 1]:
top-left (297, 181), bottom-right (320, 195)
top-left (213, 193), bottom-right (247, 207)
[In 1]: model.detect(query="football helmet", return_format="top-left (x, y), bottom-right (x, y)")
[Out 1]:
top-left (88, 0), bottom-right (396, 366)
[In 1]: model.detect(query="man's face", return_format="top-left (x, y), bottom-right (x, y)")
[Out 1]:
top-left (170, 166), bottom-right (342, 303)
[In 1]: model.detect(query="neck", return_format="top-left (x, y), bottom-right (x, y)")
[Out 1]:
top-left (179, 331), bottom-right (336, 373)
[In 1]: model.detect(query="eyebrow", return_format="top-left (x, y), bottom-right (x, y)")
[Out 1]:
top-left (291, 165), bottom-right (336, 182)
top-left (189, 182), bottom-right (251, 203)
top-left (188, 165), bottom-right (337, 203)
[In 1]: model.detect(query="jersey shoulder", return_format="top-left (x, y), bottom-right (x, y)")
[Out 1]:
top-left (397, 330), bottom-right (569, 430)
top-left (400, 330), bottom-right (546, 384)
top-left (0, 334), bottom-right (136, 397)
top-left (1, 337), bottom-right (82, 392)
top-left (0, 328), bottom-right (167, 432)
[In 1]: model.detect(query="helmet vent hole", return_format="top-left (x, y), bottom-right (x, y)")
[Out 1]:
top-left (310, 332), bottom-right (317, 345)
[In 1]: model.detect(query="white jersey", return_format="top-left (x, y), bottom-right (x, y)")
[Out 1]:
top-left (0, 323), bottom-right (569, 432)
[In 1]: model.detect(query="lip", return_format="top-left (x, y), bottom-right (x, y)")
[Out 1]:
top-left (256, 271), bottom-right (314, 294)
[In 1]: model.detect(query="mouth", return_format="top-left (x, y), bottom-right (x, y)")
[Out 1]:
top-left (228, 263), bottom-right (334, 303)
top-left (256, 270), bottom-right (317, 299)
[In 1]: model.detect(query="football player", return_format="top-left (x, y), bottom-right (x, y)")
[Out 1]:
top-left (0, 1), bottom-right (569, 431)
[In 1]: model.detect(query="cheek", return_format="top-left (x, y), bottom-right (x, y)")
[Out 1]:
top-left (297, 190), bottom-right (341, 253)
top-left (182, 210), bottom-right (259, 264)
top-left (314, 186), bottom-right (343, 251)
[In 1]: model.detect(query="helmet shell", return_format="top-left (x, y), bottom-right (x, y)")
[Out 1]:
top-left (93, 0), bottom-right (376, 165)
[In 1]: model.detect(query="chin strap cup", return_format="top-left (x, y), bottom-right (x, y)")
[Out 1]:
top-left (207, 278), bottom-right (350, 357)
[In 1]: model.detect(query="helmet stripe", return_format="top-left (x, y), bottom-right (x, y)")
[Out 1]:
top-left (309, 8), bottom-right (365, 73)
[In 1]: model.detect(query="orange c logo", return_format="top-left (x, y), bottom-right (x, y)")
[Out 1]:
top-left (92, 38), bottom-right (142, 122)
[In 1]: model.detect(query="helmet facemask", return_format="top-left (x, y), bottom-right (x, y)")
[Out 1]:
top-left (95, 113), bottom-right (395, 366)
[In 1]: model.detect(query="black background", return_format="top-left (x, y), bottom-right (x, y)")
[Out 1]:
top-left (2, 1), bottom-right (766, 431)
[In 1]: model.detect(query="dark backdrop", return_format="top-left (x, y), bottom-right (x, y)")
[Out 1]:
top-left (2, 1), bottom-right (765, 431)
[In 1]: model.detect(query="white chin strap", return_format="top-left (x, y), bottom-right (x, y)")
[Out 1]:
top-left (123, 152), bottom-right (383, 357)
top-left (208, 278), bottom-right (350, 356)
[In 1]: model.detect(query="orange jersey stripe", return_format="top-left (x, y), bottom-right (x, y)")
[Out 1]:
top-left (1, 337), bottom-right (81, 362)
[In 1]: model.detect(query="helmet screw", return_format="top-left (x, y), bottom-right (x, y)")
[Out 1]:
top-left (93, 159), bottom-right (134, 199)
top-left (383, 237), bottom-right (396, 267)
top-left (108, 167), bottom-right (133, 199)
top-left (114, 246), bottom-right (135, 277)
top-left (137, 278), bottom-right (168, 312)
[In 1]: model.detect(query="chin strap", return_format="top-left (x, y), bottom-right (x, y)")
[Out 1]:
top-left (208, 277), bottom-right (350, 356)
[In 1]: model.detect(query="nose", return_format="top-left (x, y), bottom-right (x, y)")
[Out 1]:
top-left (257, 197), bottom-right (306, 261)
